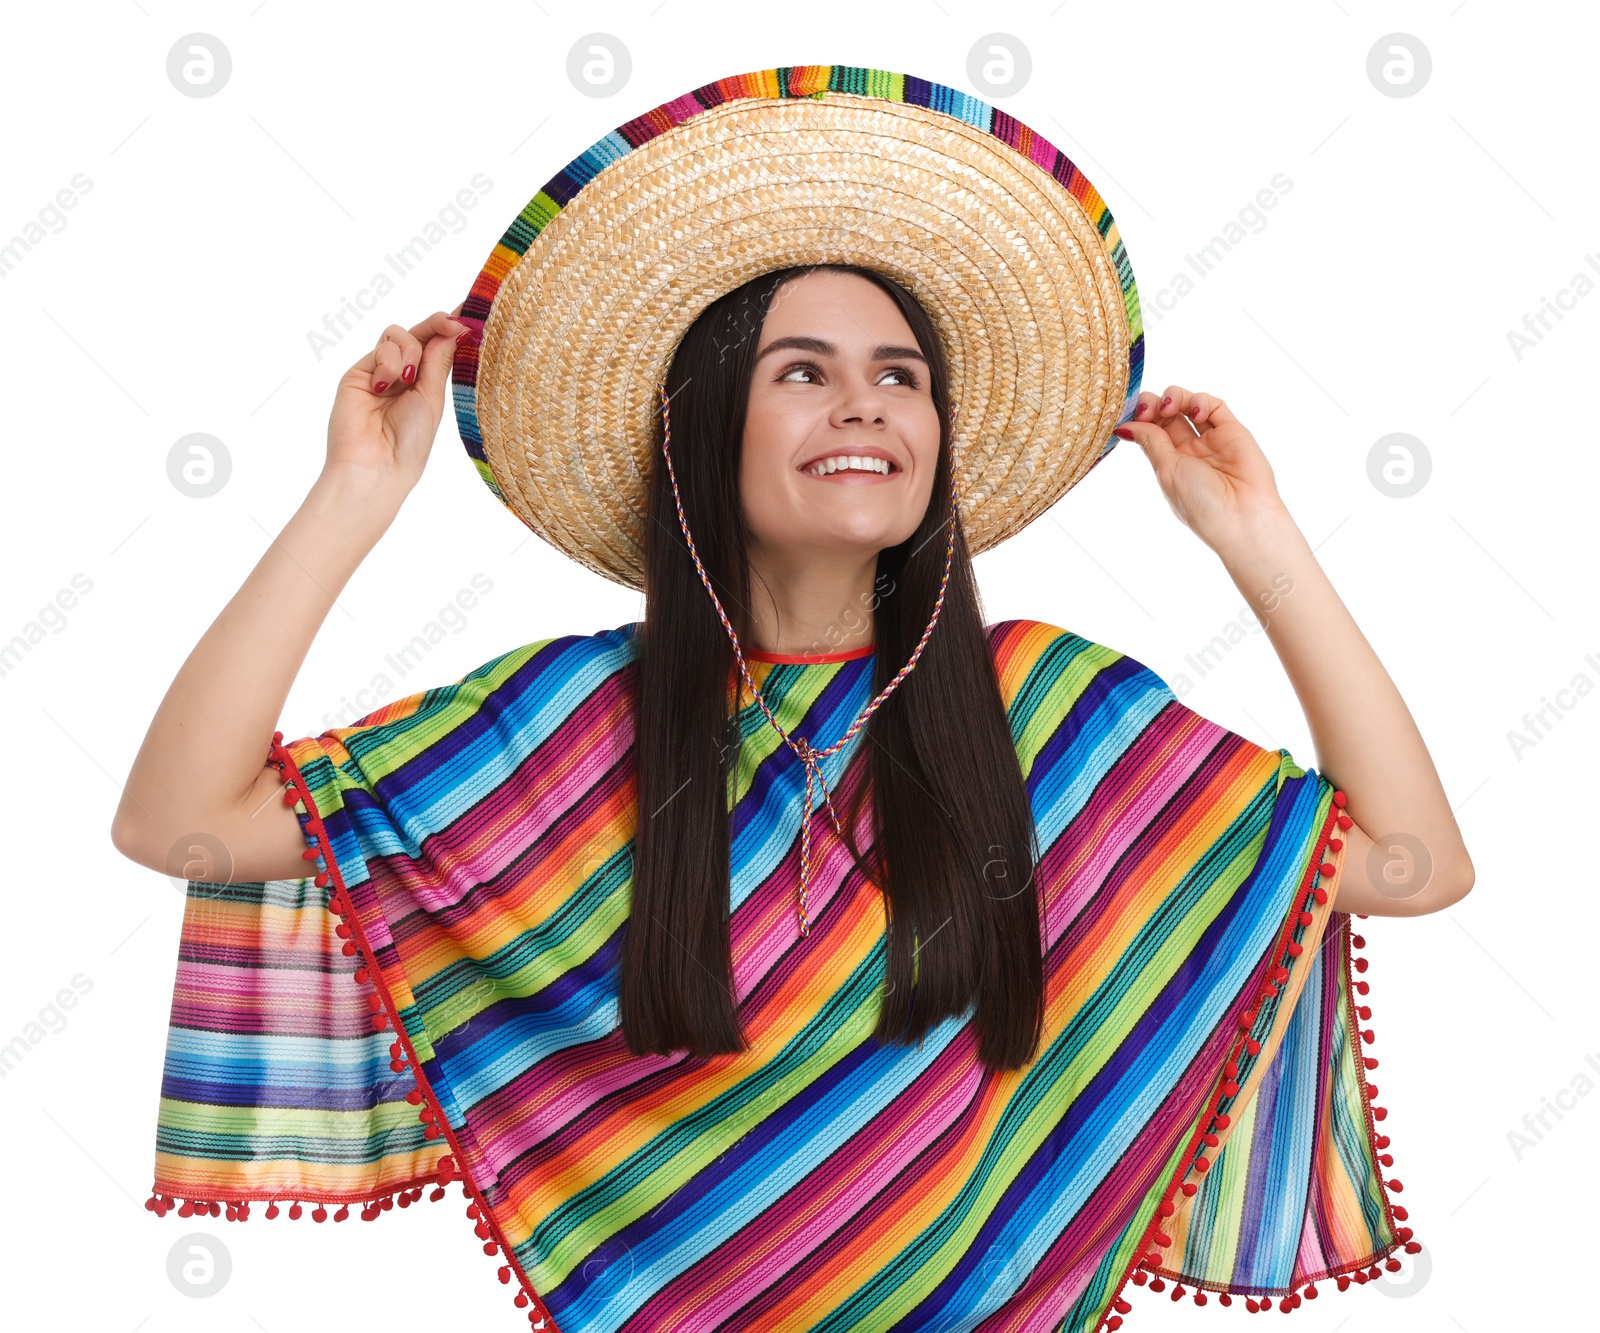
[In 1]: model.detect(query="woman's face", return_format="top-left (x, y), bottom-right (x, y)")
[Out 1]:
top-left (740, 269), bottom-right (942, 564)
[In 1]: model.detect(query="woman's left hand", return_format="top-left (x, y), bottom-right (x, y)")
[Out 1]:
top-left (1115, 385), bottom-right (1287, 554)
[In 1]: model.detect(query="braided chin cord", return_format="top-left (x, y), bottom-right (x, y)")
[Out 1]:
top-left (655, 379), bottom-right (960, 937)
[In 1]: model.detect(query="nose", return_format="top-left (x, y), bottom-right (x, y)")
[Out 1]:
top-left (830, 382), bottom-right (889, 426)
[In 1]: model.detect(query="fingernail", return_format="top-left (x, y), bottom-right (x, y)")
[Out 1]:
top-left (1113, 426), bottom-right (1136, 440)
top-left (402, 364), bottom-right (416, 384)
top-left (373, 381), bottom-right (389, 394)
top-left (1160, 396), bottom-right (1172, 409)
top-left (1134, 402), bottom-right (1147, 419)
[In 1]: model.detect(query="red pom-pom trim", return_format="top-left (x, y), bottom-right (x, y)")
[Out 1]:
top-left (140, 733), bottom-right (561, 1333)
top-left (1071, 788), bottom-right (1417, 1331)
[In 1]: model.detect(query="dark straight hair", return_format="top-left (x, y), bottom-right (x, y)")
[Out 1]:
top-left (619, 263), bottom-right (1045, 1072)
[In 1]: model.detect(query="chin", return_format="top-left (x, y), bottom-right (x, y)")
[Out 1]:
top-left (806, 513), bottom-right (920, 552)
top-left (747, 493), bottom-right (926, 555)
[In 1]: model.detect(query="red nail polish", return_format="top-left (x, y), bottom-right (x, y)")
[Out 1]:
top-left (402, 364), bottom-right (416, 384)
top-left (1161, 396), bottom-right (1172, 408)
top-left (373, 381), bottom-right (389, 394)
top-left (1113, 426), bottom-right (1136, 440)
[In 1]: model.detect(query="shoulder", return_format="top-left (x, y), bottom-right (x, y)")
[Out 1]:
top-left (451, 621), bottom-right (642, 726)
top-left (984, 619), bottom-right (1177, 717)
top-left (399, 621), bottom-right (641, 720)
top-left (298, 622), bottom-right (642, 770)
top-left (984, 621), bottom-right (1293, 793)
top-left (501, 620), bottom-right (642, 679)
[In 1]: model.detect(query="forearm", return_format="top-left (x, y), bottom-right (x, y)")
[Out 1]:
top-left (112, 473), bottom-right (404, 855)
top-left (1214, 504), bottom-right (1473, 895)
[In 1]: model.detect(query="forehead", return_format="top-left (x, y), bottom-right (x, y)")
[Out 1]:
top-left (762, 270), bottom-right (910, 336)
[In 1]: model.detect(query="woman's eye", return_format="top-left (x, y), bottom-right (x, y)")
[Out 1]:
top-left (776, 363), bottom-right (920, 389)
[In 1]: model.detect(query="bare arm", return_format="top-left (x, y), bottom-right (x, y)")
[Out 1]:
top-left (110, 307), bottom-right (470, 884)
top-left (1118, 386), bottom-right (1474, 918)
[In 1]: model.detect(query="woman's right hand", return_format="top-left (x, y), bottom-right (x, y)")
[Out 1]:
top-left (111, 303), bottom-right (474, 886)
top-left (322, 305), bottom-right (471, 497)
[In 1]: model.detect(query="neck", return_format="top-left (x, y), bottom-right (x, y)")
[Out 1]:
top-left (743, 540), bottom-right (880, 657)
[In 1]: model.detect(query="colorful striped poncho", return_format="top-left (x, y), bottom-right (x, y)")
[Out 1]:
top-left (147, 619), bottom-right (1413, 1331)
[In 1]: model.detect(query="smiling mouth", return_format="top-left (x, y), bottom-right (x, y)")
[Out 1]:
top-left (800, 454), bottom-right (899, 478)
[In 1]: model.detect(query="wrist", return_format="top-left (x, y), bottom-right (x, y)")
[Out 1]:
top-left (310, 466), bottom-right (411, 512)
top-left (305, 468), bottom-right (411, 536)
top-left (1214, 502), bottom-right (1307, 594)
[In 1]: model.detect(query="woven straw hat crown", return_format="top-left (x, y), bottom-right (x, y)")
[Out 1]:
top-left (451, 65), bottom-right (1144, 590)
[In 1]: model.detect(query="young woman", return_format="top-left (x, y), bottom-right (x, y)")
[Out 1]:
top-left (115, 68), bottom-right (1466, 1333)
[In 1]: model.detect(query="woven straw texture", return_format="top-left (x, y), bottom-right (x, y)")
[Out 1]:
top-left (453, 66), bottom-right (1144, 589)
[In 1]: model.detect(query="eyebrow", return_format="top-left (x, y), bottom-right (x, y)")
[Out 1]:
top-left (754, 334), bottom-right (928, 364)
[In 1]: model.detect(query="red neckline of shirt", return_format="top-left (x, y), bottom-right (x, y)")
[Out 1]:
top-left (744, 642), bottom-right (875, 664)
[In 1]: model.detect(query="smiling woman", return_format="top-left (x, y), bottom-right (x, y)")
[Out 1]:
top-left (124, 64), bottom-right (1450, 1333)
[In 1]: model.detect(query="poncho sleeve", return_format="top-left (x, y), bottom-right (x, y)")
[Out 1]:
top-left (147, 623), bottom-right (641, 1228)
top-left (986, 620), bottom-right (1414, 1327)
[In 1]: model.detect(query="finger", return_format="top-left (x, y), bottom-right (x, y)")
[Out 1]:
top-left (406, 310), bottom-right (472, 399)
top-left (371, 334), bottom-right (405, 394)
top-left (1112, 418), bottom-right (1179, 474)
top-left (1189, 392), bottom-right (1239, 432)
top-left (1157, 385), bottom-right (1193, 421)
top-left (374, 322), bottom-right (425, 389)
top-left (1132, 391), bottom-right (1162, 423)
top-left (407, 308), bottom-right (469, 344)
top-left (1147, 385), bottom-right (1204, 453)
top-left (415, 314), bottom-right (467, 395)
top-left (1155, 386), bottom-right (1203, 444)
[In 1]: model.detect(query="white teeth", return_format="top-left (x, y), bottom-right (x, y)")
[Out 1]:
top-left (804, 455), bottom-right (893, 477)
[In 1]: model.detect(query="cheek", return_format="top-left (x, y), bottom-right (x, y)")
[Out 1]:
top-left (911, 408), bottom-right (944, 492)
top-left (739, 404), bottom-right (797, 529)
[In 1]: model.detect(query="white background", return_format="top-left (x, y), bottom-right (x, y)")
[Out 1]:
top-left (0, 2), bottom-right (1592, 1329)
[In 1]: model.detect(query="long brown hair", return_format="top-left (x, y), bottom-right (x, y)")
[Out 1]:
top-left (619, 263), bottom-right (1045, 1072)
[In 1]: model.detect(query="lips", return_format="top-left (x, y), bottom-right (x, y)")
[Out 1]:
top-left (796, 444), bottom-right (902, 476)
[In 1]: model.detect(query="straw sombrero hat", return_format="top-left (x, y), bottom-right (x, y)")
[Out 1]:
top-left (451, 64), bottom-right (1144, 591)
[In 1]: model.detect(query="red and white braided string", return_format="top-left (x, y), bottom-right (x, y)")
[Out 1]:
top-left (655, 379), bottom-right (959, 936)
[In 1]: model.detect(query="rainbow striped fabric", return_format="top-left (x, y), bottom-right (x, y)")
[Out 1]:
top-left (150, 620), bottom-right (1405, 1331)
